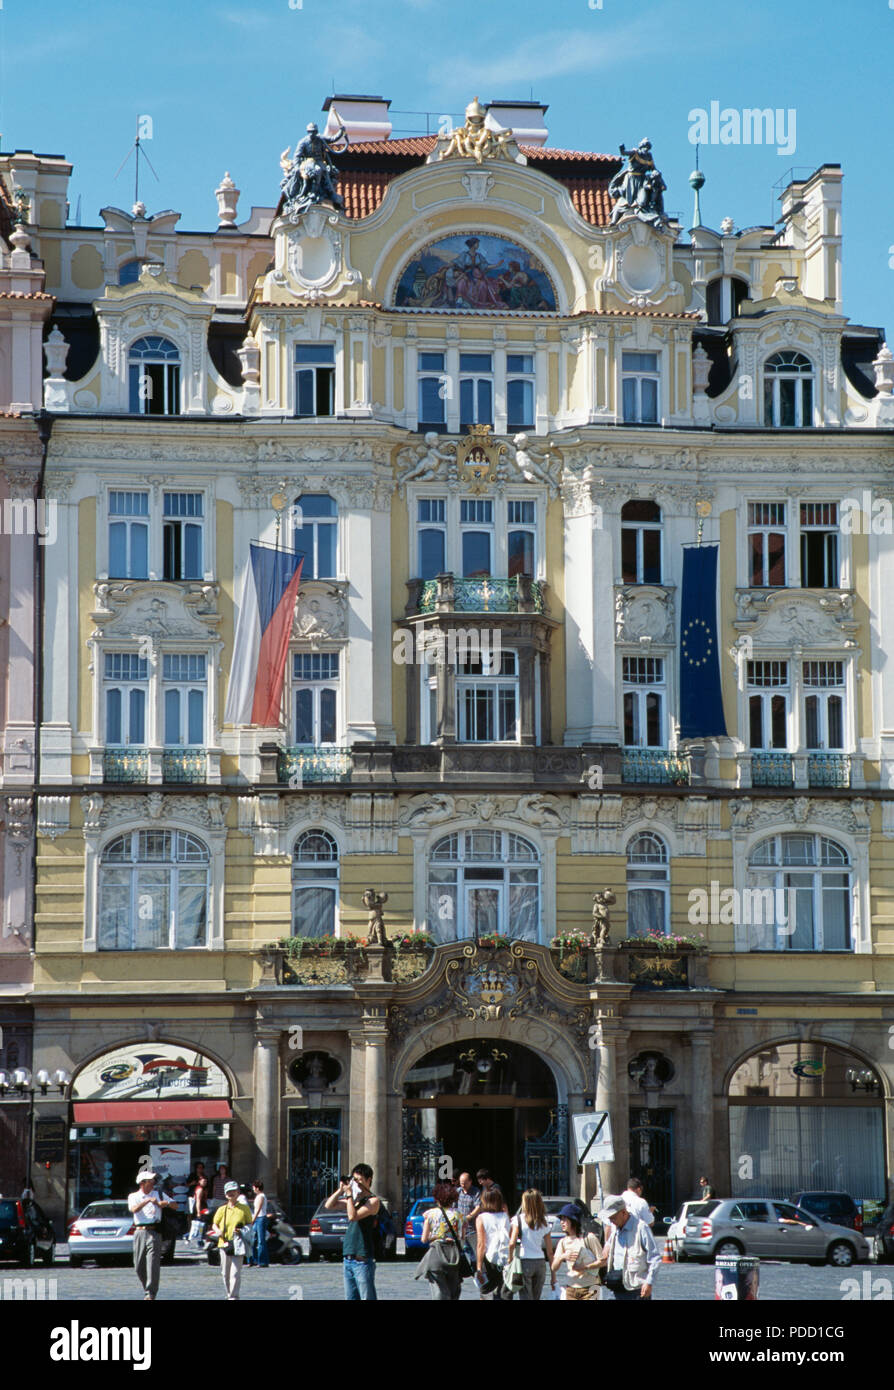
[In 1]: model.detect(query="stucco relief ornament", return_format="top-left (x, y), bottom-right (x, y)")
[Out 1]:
top-left (447, 941), bottom-right (536, 1022)
top-left (609, 140), bottom-right (669, 227)
top-left (396, 434), bottom-right (457, 493)
top-left (510, 434), bottom-right (560, 495)
top-left (438, 97), bottom-right (518, 164)
top-left (279, 116), bottom-right (349, 219)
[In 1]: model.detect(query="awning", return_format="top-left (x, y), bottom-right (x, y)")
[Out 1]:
top-left (72, 1100), bottom-right (232, 1124)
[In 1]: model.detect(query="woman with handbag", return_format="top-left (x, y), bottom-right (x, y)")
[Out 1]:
top-left (550, 1204), bottom-right (603, 1301)
top-left (417, 1182), bottom-right (468, 1300)
top-left (475, 1186), bottom-right (513, 1301)
top-left (209, 1181), bottom-right (253, 1300)
top-left (508, 1189), bottom-right (556, 1301)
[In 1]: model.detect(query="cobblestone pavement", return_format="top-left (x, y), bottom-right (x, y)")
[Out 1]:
top-left (2, 1244), bottom-right (883, 1301)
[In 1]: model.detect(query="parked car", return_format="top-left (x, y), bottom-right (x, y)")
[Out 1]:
top-left (403, 1196), bottom-right (433, 1257)
top-left (68, 1201), bottom-right (134, 1267)
top-left (872, 1202), bottom-right (894, 1263)
top-left (542, 1196), bottom-right (600, 1243)
top-left (307, 1196), bottom-right (397, 1261)
top-left (0, 1197), bottom-right (55, 1267)
top-left (682, 1198), bottom-right (869, 1266)
top-left (790, 1191), bottom-right (862, 1232)
top-left (663, 1201), bottom-right (699, 1260)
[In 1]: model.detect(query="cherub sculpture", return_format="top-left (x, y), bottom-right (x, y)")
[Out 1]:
top-left (362, 889), bottom-right (389, 946)
top-left (591, 889), bottom-right (616, 950)
top-left (397, 432), bottom-right (456, 489)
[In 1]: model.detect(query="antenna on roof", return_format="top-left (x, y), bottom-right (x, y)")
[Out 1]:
top-left (114, 116), bottom-right (159, 215)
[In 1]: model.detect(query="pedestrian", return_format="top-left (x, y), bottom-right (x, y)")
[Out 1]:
top-left (508, 1189), bottom-right (556, 1301)
top-left (599, 1194), bottom-right (662, 1301)
top-left (128, 1170), bottom-right (177, 1302)
top-left (209, 1163), bottom-right (229, 1215)
top-left (693, 1175), bottom-right (715, 1200)
top-left (247, 1180), bottom-right (269, 1268)
top-left (469, 1168), bottom-right (502, 1220)
top-left (187, 1167), bottom-right (209, 1245)
top-left (622, 1176), bottom-right (656, 1226)
top-left (455, 1171), bottom-right (480, 1264)
top-left (417, 1181), bottom-right (467, 1301)
top-left (209, 1181), bottom-right (253, 1301)
top-left (474, 1186), bottom-right (512, 1301)
top-left (550, 1204), bottom-right (603, 1301)
top-left (324, 1163), bottom-right (380, 1301)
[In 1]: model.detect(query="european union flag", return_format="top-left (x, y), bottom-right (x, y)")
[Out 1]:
top-left (679, 544), bottom-right (727, 739)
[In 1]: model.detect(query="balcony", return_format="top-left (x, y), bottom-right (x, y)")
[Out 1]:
top-left (103, 748), bottom-right (149, 783)
top-left (162, 749), bottom-right (208, 784)
top-left (409, 573), bottom-right (545, 616)
top-left (277, 745), bottom-right (352, 785)
top-left (807, 753), bottom-right (851, 788)
top-left (750, 751), bottom-right (794, 787)
top-left (622, 747), bottom-right (690, 786)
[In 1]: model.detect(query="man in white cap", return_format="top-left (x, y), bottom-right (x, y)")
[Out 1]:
top-left (599, 1194), bottom-right (661, 1301)
top-left (128, 1170), bottom-right (177, 1300)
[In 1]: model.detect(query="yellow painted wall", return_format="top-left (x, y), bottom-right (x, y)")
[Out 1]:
top-left (70, 244), bottom-right (104, 291)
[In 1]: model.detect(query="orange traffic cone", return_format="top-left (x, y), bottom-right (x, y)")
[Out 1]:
top-left (661, 1237), bottom-right (675, 1264)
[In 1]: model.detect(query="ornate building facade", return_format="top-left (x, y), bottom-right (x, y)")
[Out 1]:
top-left (3, 95), bottom-right (894, 1227)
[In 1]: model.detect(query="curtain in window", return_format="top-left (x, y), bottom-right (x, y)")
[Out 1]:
top-left (428, 874), bottom-right (457, 943)
top-left (730, 1105), bottom-right (885, 1199)
top-left (176, 871), bottom-right (208, 948)
top-left (293, 885), bottom-right (336, 938)
top-left (627, 887), bottom-right (665, 937)
top-left (134, 869), bottom-right (168, 950)
top-left (98, 870), bottom-right (130, 950)
top-left (508, 873), bottom-right (538, 940)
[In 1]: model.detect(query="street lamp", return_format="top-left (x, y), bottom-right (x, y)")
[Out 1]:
top-left (0, 1066), bottom-right (71, 1190)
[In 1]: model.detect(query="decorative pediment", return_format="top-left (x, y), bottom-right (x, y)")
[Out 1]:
top-left (729, 795), bottom-right (870, 839)
top-left (90, 581), bottom-right (221, 641)
top-left (734, 589), bottom-right (858, 648)
top-left (81, 791), bottom-right (227, 834)
top-left (398, 791), bottom-right (568, 831)
top-left (273, 209), bottom-right (362, 300)
top-left (595, 217), bottom-right (682, 309)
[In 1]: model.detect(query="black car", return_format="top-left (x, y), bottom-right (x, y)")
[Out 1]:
top-left (0, 1198), bottom-right (56, 1267)
top-left (790, 1191), bottom-right (862, 1232)
top-left (873, 1203), bottom-right (894, 1262)
top-left (307, 1198), bottom-right (397, 1261)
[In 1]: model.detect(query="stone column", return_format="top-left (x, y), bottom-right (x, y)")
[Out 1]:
top-left (690, 1030), bottom-right (715, 1191)
top-left (253, 1029), bottom-right (280, 1188)
top-left (591, 1012), bottom-right (628, 1198)
top-left (362, 1016), bottom-right (388, 1189)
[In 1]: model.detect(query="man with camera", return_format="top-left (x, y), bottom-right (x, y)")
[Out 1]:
top-left (324, 1164), bottom-right (381, 1301)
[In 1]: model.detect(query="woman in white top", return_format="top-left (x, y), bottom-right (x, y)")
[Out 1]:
top-left (475, 1186), bottom-right (512, 1301)
top-left (508, 1188), bottom-right (556, 1301)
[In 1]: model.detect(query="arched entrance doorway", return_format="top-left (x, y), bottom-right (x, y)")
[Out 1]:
top-left (728, 1040), bottom-right (886, 1212)
top-left (402, 1038), bottom-right (566, 1212)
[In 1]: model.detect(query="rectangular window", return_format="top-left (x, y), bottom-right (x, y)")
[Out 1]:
top-left (621, 351), bottom-right (659, 424)
top-left (456, 650), bottom-right (518, 742)
top-left (162, 653), bottom-right (207, 746)
top-left (507, 498), bottom-right (536, 578)
top-left (507, 353), bottom-right (535, 429)
top-left (460, 498), bottom-right (493, 577)
top-left (803, 660), bottom-right (845, 749)
top-left (295, 344), bottom-right (335, 417)
top-left (800, 502), bottom-right (839, 588)
top-left (292, 651), bottom-right (340, 744)
top-left (128, 361), bottom-right (180, 416)
top-left (108, 491), bottom-right (149, 579)
top-left (459, 353), bottom-right (493, 429)
top-left (747, 501), bottom-right (787, 587)
top-left (417, 498), bottom-right (447, 580)
top-left (418, 351), bottom-right (447, 430)
top-left (622, 655), bottom-right (665, 747)
top-left (747, 660), bottom-right (789, 749)
top-left (163, 493), bottom-right (204, 581)
top-left (104, 652), bottom-right (148, 745)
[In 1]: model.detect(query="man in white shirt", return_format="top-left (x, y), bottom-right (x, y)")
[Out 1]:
top-left (622, 1177), bottom-right (655, 1226)
top-left (600, 1195), bottom-right (662, 1301)
top-left (128, 1170), bottom-right (176, 1301)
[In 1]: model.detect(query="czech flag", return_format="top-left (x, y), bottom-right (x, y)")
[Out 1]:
top-left (224, 543), bottom-right (304, 727)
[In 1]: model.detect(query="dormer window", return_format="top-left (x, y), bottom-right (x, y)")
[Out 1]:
top-left (295, 344), bottom-right (335, 417)
top-left (763, 351), bottom-right (814, 428)
top-left (621, 352), bottom-right (660, 424)
top-left (128, 336), bottom-right (181, 416)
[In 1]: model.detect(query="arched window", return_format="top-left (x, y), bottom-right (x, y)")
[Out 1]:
top-left (99, 830), bottom-right (209, 951)
top-left (763, 351), bottom-right (814, 428)
top-left (747, 833), bottom-right (851, 951)
top-left (626, 833), bottom-right (669, 937)
top-left (128, 336), bottom-right (181, 416)
top-left (427, 830), bottom-right (540, 943)
top-left (292, 830), bottom-right (339, 937)
top-left (118, 259), bottom-right (146, 286)
top-left (292, 494), bottom-right (337, 579)
top-left (621, 500), bottom-right (662, 584)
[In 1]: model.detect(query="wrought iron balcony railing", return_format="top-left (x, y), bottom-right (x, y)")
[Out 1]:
top-left (751, 751), bottom-right (794, 787)
top-left (622, 747), bottom-right (690, 786)
top-left (162, 748), bottom-right (207, 783)
top-left (415, 573), bottom-right (544, 615)
top-left (103, 748), bottom-right (149, 783)
top-left (807, 752), bottom-right (851, 788)
top-left (278, 745), bottom-right (352, 784)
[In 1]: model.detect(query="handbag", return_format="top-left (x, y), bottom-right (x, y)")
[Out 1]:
top-left (437, 1203), bottom-right (475, 1279)
top-left (503, 1219), bottom-right (525, 1293)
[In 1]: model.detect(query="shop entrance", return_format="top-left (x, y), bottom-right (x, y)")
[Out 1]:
top-left (70, 1126), bottom-right (228, 1214)
top-left (401, 1038), bottom-right (566, 1217)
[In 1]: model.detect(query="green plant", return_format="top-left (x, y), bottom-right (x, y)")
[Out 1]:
top-left (551, 933), bottom-right (589, 951)
top-left (619, 930), bottom-right (706, 952)
top-left (392, 931), bottom-right (435, 950)
top-left (275, 935), bottom-right (364, 958)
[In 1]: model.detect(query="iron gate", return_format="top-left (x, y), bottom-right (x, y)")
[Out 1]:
top-left (288, 1109), bottom-right (341, 1228)
top-left (518, 1105), bottom-right (569, 1195)
top-left (629, 1108), bottom-right (674, 1213)
top-left (402, 1110), bottom-right (444, 1218)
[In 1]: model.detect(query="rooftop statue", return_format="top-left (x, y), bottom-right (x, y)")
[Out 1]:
top-left (609, 139), bottom-right (668, 227)
top-left (439, 97), bottom-right (516, 165)
top-left (280, 117), bottom-right (349, 218)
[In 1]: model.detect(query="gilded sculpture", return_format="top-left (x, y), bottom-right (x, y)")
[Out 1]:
top-left (439, 97), bottom-right (515, 165)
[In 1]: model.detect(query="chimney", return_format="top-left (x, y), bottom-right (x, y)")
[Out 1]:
top-left (777, 164), bottom-right (842, 310)
top-left (322, 94), bottom-right (392, 144)
top-left (485, 100), bottom-right (549, 148)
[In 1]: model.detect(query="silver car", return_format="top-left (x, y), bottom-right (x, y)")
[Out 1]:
top-left (682, 1198), bottom-right (869, 1267)
top-left (68, 1200), bottom-right (135, 1267)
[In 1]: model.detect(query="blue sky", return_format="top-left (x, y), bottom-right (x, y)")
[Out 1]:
top-left (1, 0), bottom-right (892, 332)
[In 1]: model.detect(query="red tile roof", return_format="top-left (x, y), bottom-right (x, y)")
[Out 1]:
top-left (0, 290), bottom-right (54, 300)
